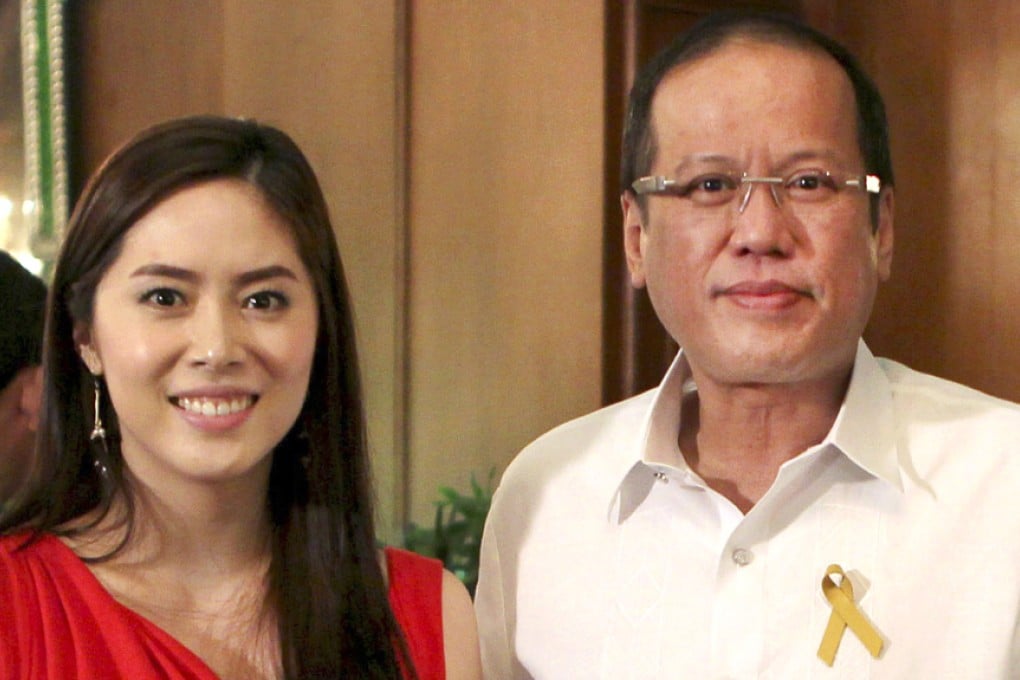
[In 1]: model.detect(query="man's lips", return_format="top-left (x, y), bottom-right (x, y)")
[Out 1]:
top-left (714, 280), bottom-right (812, 310)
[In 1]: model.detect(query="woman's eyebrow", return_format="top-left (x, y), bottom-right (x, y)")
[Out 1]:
top-left (129, 263), bottom-right (197, 282)
top-left (128, 263), bottom-right (298, 286)
top-left (235, 265), bottom-right (299, 287)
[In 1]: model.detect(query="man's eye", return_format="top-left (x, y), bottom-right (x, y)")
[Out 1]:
top-left (787, 171), bottom-right (837, 191)
top-left (675, 174), bottom-right (737, 198)
top-left (141, 288), bottom-right (183, 307)
top-left (676, 174), bottom-right (738, 205)
top-left (244, 291), bottom-right (289, 311)
top-left (691, 175), bottom-right (736, 193)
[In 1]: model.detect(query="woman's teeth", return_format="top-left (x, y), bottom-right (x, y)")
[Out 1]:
top-left (177, 396), bottom-right (253, 416)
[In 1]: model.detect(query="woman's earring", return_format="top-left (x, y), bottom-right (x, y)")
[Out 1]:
top-left (86, 375), bottom-right (112, 483)
top-left (90, 376), bottom-right (108, 450)
top-left (90, 376), bottom-right (111, 480)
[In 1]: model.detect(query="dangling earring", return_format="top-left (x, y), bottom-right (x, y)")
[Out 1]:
top-left (90, 376), bottom-right (111, 481)
top-left (294, 419), bottom-right (310, 468)
top-left (90, 376), bottom-right (107, 445)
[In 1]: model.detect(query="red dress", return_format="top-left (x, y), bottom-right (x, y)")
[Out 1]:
top-left (0, 533), bottom-right (445, 679)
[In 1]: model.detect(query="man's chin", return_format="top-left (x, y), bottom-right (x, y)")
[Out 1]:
top-left (689, 344), bottom-right (856, 391)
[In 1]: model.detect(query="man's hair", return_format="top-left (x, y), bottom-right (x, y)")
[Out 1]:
top-left (0, 251), bottom-right (47, 391)
top-left (620, 10), bottom-right (894, 225)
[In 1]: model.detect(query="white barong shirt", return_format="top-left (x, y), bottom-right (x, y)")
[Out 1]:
top-left (476, 342), bottom-right (1020, 679)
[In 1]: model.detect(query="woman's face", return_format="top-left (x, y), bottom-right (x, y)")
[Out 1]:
top-left (77, 178), bottom-right (319, 493)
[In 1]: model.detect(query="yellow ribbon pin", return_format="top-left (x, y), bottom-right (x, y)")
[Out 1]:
top-left (817, 564), bottom-right (884, 666)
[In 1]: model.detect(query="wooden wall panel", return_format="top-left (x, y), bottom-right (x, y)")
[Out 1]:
top-left (75, 1), bottom-right (224, 174)
top-left (407, 2), bottom-right (604, 523)
top-left (839, 1), bottom-right (1020, 401)
top-left (942, 1), bottom-right (1020, 400)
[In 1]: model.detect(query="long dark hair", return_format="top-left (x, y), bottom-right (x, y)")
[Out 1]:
top-left (0, 115), bottom-right (415, 679)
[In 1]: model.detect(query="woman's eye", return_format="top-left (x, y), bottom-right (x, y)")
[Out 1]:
top-left (244, 291), bottom-right (289, 311)
top-left (141, 288), bottom-right (183, 307)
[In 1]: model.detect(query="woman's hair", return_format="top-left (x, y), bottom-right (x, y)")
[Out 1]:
top-left (0, 115), bottom-right (414, 678)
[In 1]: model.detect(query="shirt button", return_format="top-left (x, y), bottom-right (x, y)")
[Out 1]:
top-left (731, 548), bottom-right (754, 566)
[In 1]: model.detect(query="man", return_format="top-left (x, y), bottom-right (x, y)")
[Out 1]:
top-left (475, 12), bottom-right (1020, 679)
top-left (0, 251), bottom-right (46, 504)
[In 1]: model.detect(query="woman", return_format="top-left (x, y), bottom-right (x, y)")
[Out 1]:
top-left (0, 116), bottom-right (481, 679)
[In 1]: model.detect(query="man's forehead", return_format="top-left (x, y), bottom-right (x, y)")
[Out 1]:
top-left (656, 37), bottom-right (845, 97)
top-left (647, 38), bottom-right (858, 151)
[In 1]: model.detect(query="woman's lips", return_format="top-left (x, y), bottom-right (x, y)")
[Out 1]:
top-left (169, 394), bottom-right (258, 431)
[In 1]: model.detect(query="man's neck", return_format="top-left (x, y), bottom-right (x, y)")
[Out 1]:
top-left (679, 371), bottom-right (850, 514)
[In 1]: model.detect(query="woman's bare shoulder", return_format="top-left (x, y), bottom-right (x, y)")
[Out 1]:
top-left (441, 569), bottom-right (481, 680)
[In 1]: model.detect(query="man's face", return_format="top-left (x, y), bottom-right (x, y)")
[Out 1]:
top-left (622, 39), bottom-right (893, 391)
top-left (0, 365), bottom-right (42, 500)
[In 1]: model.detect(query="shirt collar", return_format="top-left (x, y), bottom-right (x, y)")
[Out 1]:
top-left (614, 350), bottom-right (692, 520)
top-left (822, 340), bottom-right (903, 490)
top-left (612, 339), bottom-right (903, 519)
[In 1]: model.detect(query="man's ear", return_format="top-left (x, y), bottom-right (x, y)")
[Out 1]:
top-left (621, 191), bottom-right (648, 289)
top-left (19, 365), bottom-right (43, 431)
top-left (875, 188), bottom-right (894, 281)
top-left (73, 323), bottom-right (103, 375)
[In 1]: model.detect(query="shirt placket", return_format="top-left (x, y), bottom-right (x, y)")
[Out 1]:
top-left (710, 499), bottom-right (766, 679)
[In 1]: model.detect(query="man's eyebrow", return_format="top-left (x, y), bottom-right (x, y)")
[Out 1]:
top-left (782, 149), bottom-right (842, 164)
top-left (668, 150), bottom-right (848, 174)
top-left (670, 154), bottom-right (739, 173)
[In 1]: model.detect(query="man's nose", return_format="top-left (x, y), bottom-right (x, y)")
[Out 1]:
top-left (737, 177), bottom-right (783, 214)
top-left (728, 178), bottom-right (795, 257)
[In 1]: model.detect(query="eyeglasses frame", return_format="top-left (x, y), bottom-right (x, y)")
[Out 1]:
top-left (630, 171), bottom-right (882, 214)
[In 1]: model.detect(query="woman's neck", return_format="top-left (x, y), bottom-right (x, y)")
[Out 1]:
top-left (61, 479), bottom-right (279, 680)
top-left (69, 468), bottom-right (272, 562)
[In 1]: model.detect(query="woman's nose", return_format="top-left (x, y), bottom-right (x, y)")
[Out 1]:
top-left (188, 304), bottom-right (244, 369)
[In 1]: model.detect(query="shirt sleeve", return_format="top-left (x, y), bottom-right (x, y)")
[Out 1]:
top-left (475, 497), bottom-right (514, 680)
top-left (1011, 616), bottom-right (1020, 675)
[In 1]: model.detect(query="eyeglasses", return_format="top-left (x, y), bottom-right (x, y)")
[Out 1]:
top-left (631, 169), bottom-right (881, 213)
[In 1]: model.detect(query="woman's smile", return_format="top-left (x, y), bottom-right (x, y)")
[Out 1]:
top-left (169, 393), bottom-right (259, 432)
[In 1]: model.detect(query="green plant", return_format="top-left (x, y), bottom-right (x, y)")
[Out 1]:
top-left (403, 470), bottom-right (495, 597)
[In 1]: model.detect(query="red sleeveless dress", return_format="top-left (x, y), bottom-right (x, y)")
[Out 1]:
top-left (0, 533), bottom-right (445, 678)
